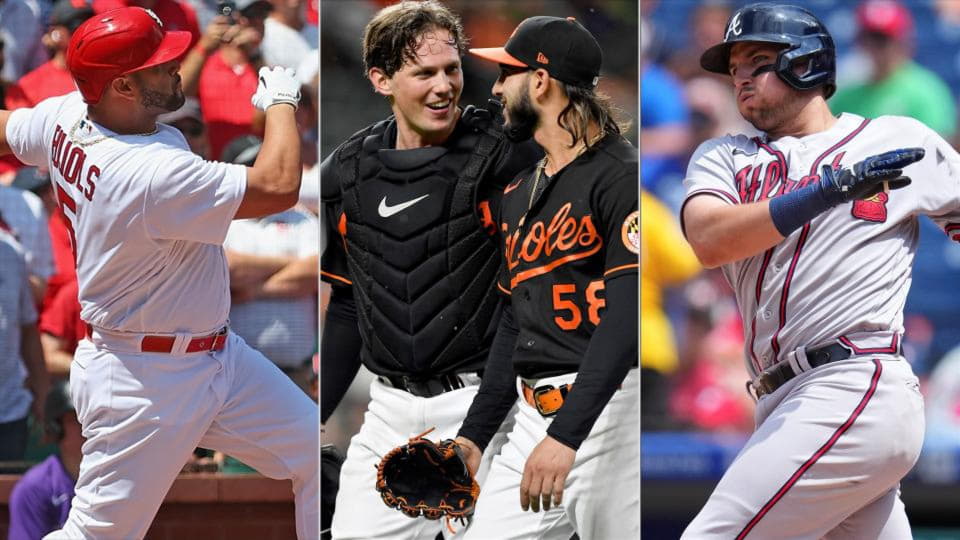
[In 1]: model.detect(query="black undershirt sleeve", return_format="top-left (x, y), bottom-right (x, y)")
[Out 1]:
top-left (546, 273), bottom-right (638, 451)
top-left (320, 285), bottom-right (363, 424)
top-left (456, 302), bottom-right (520, 452)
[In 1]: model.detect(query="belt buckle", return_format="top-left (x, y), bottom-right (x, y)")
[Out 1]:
top-left (533, 384), bottom-right (559, 416)
top-left (754, 370), bottom-right (776, 398)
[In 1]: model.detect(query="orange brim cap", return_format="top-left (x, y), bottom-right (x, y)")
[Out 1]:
top-left (468, 47), bottom-right (527, 68)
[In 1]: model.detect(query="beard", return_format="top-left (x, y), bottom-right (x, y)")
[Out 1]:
top-left (740, 88), bottom-right (810, 135)
top-left (503, 88), bottom-right (539, 143)
top-left (141, 77), bottom-right (185, 112)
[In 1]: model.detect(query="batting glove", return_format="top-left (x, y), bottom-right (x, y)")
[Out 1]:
top-left (251, 66), bottom-right (301, 111)
top-left (819, 147), bottom-right (924, 204)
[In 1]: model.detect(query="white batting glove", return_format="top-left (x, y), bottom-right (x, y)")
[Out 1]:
top-left (251, 66), bottom-right (301, 111)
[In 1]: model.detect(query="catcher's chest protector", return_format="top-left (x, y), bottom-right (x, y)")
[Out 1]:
top-left (335, 120), bottom-right (503, 373)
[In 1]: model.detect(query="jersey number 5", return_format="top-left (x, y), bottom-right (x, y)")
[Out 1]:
top-left (552, 280), bottom-right (605, 330)
top-left (54, 183), bottom-right (79, 264)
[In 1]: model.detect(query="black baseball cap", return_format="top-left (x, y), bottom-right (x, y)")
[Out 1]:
top-left (12, 167), bottom-right (51, 195)
top-left (49, 0), bottom-right (94, 33)
top-left (470, 16), bottom-right (602, 89)
top-left (221, 135), bottom-right (262, 166)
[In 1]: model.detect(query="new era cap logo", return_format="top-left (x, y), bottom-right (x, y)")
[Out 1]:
top-left (536, 52), bottom-right (549, 64)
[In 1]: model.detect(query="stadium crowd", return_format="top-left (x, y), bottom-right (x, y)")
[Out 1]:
top-left (0, 0), bottom-right (318, 536)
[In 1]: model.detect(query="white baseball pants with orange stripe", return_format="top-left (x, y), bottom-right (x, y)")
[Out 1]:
top-left (682, 357), bottom-right (924, 540)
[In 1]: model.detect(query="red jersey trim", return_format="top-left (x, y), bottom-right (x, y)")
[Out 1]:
top-left (838, 333), bottom-right (899, 354)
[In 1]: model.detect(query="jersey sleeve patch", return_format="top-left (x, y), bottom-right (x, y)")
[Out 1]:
top-left (621, 210), bottom-right (640, 254)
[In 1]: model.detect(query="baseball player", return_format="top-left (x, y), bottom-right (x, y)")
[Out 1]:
top-left (0, 7), bottom-right (318, 539)
top-left (454, 16), bottom-right (639, 540)
top-left (320, 1), bottom-right (539, 538)
top-left (680, 3), bottom-right (943, 538)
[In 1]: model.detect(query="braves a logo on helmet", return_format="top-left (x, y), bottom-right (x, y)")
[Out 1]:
top-left (726, 12), bottom-right (743, 40)
top-left (144, 8), bottom-right (163, 28)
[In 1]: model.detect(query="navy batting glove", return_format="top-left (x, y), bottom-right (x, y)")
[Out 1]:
top-left (819, 147), bottom-right (924, 205)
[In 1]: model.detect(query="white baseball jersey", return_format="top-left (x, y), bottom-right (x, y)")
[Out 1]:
top-left (683, 113), bottom-right (960, 378)
top-left (5, 92), bottom-right (246, 334)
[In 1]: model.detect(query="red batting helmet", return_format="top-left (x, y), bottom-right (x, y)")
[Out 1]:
top-left (67, 7), bottom-right (192, 104)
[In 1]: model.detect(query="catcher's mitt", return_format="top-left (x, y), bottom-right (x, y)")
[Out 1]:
top-left (375, 429), bottom-right (479, 522)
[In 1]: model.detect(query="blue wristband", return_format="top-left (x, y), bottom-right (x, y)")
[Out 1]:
top-left (768, 182), bottom-right (834, 236)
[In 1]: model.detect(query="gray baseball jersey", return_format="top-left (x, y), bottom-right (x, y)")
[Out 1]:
top-left (683, 113), bottom-right (960, 378)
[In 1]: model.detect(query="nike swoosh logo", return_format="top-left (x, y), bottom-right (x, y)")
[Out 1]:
top-left (378, 194), bottom-right (430, 218)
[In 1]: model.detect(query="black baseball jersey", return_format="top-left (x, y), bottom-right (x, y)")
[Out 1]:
top-left (321, 115), bottom-right (541, 376)
top-left (499, 133), bottom-right (639, 378)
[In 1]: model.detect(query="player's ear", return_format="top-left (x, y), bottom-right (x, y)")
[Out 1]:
top-left (368, 67), bottom-right (393, 98)
top-left (530, 68), bottom-right (551, 100)
top-left (110, 75), bottom-right (139, 102)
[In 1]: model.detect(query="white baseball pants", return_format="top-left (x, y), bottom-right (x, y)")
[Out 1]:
top-left (463, 369), bottom-right (640, 540)
top-left (331, 375), bottom-right (511, 540)
top-left (682, 358), bottom-right (924, 539)
top-left (44, 331), bottom-right (319, 540)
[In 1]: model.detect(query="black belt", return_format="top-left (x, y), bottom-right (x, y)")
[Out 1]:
top-left (378, 372), bottom-right (477, 398)
top-left (750, 343), bottom-right (864, 399)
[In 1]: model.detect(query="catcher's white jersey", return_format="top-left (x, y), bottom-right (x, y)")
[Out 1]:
top-left (683, 113), bottom-right (960, 378)
top-left (5, 91), bottom-right (246, 334)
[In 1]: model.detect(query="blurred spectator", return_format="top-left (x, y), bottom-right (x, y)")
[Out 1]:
top-left (295, 48), bottom-right (318, 168)
top-left (158, 97), bottom-right (211, 159)
top-left (831, 0), bottom-right (956, 138)
top-left (1, 0), bottom-right (93, 179)
top-left (261, 0), bottom-right (315, 70)
top-left (641, 18), bottom-right (691, 210)
top-left (0, 179), bottom-right (54, 303)
top-left (683, 76), bottom-right (757, 150)
top-left (7, 380), bottom-right (81, 539)
top-left (0, 0), bottom-right (47, 83)
top-left (0, 224), bottom-right (48, 460)
top-left (924, 343), bottom-right (960, 444)
top-left (669, 309), bottom-right (753, 433)
top-left (192, 0), bottom-right (271, 161)
top-left (5, 0), bottom-right (93, 110)
top-left (12, 167), bottom-right (78, 348)
top-left (92, 0), bottom-right (201, 47)
top-left (38, 279), bottom-right (82, 381)
top-left (664, 1), bottom-right (732, 82)
top-left (222, 135), bottom-right (319, 393)
top-left (641, 190), bottom-right (701, 430)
